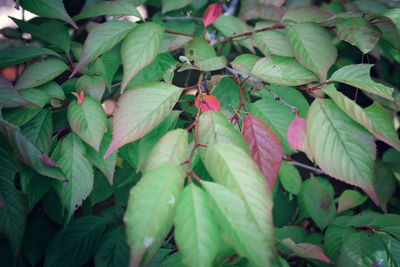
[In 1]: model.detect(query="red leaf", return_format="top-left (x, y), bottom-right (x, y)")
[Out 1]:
top-left (39, 154), bottom-right (59, 167)
top-left (72, 90), bottom-right (85, 104)
top-left (288, 115), bottom-right (314, 160)
top-left (203, 2), bottom-right (223, 27)
top-left (242, 114), bottom-right (283, 191)
top-left (195, 93), bottom-right (220, 112)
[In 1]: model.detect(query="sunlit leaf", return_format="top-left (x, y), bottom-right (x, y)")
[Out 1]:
top-left (121, 22), bottom-right (163, 92)
top-left (306, 99), bottom-right (377, 204)
top-left (329, 64), bottom-right (394, 101)
top-left (324, 84), bottom-right (400, 151)
top-left (202, 181), bottom-right (273, 265)
top-left (51, 133), bottom-right (94, 220)
top-left (286, 22), bottom-right (337, 81)
top-left (15, 58), bottom-right (68, 90)
top-left (242, 113), bottom-right (283, 191)
top-left (174, 184), bottom-right (219, 267)
top-left (124, 164), bottom-right (185, 267)
top-left (68, 96), bottom-right (106, 151)
top-left (252, 56), bottom-right (318, 86)
top-left (105, 82), bottom-right (182, 157)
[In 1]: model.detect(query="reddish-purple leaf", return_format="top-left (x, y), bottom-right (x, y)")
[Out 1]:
top-left (242, 113), bottom-right (283, 191)
top-left (288, 115), bottom-right (306, 150)
top-left (0, 75), bottom-right (37, 108)
top-left (203, 2), bottom-right (223, 27)
top-left (280, 238), bottom-right (332, 263)
top-left (39, 154), bottom-right (58, 167)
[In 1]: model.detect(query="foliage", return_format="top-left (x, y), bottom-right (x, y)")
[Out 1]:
top-left (0, 0), bottom-right (400, 266)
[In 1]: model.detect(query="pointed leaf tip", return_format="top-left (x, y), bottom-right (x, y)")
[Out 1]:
top-left (203, 2), bottom-right (223, 27)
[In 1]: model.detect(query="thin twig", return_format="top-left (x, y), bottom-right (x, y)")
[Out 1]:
top-left (287, 160), bottom-right (325, 175)
top-left (164, 29), bottom-right (199, 39)
top-left (225, 67), bottom-right (299, 114)
top-left (215, 23), bottom-right (285, 44)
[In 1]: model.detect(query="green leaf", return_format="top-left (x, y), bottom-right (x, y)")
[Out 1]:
top-left (21, 109), bottom-right (52, 154)
top-left (0, 46), bottom-right (59, 68)
top-left (124, 164), bottom-right (185, 266)
top-left (286, 22), bottom-right (337, 81)
top-left (198, 111), bottom-right (250, 155)
top-left (254, 29), bottom-right (294, 57)
top-left (282, 6), bottom-right (333, 23)
top-left (202, 181), bottom-right (273, 266)
top-left (374, 160), bottom-right (396, 213)
top-left (76, 75), bottom-right (106, 102)
top-left (0, 168), bottom-right (28, 259)
top-left (336, 17), bottom-right (381, 54)
top-left (231, 54), bottom-right (260, 76)
top-left (200, 144), bottom-right (273, 243)
top-left (11, 18), bottom-right (70, 53)
top-left (0, 76), bottom-right (36, 108)
top-left (3, 88), bottom-right (49, 126)
top-left (74, 1), bottom-right (142, 20)
top-left (280, 238), bottom-right (332, 263)
top-left (142, 128), bottom-right (188, 174)
top-left (20, 168), bottom-right (51, 211)
top-left (184, 39), bottom-right (226, 71)
top-left (324, 84), bottom-right (400, 151)
top-left (121, 22), bottom-right (164, 92)
top-left (72, 20), bottom-right (136, 77)
top-left (44, 216), bottom-right (107, 267)
top-left (174, 184), bottom-right (219, 267)
top-left (85, 133), bottom-right (117, 185)
top-left (18, 0), bottom-right (77, 29)
top-left (324, 224), bottom-right (357, 261)
top-left (278, 161), bottom-right (302, 195)
top-left (68, 97), bottom-right (106, 151)
top-left (162, 0), bottom-right (192, 13)
top-left (336, 231), bottom-right (389, 266)
top-left (213, 15), bottom-right (254, 53)
top-left (105, 82), bottom-right (182, 157)
top-left (94, 46), bottom-right (121, 90)
top-left (298, 177), bottom-right (336, 230)
top-left (89, 171), bottom-right (113, 206)
top-left (51, 133), bottom-right (94, 220)
top-left (15, 58), bottom-right (68, 90)
top-left (329, 64), bottom-right (394, 100)
top-left (306, 99), bottom-right (377, 204)
top-left (94, 228), bottom-right (130, 267)
top-left (249, 98), bottom-right (295, 154)
top-left (38, 81), bottom-right (65, 108)
top-left (252, 56), bottom-right (318, 86)
top-left (0, 118), bottom-right (65, 180)
top-left (336, 190), bottom-right (367, 214)
top-left (376, 231), bottom-right (400, 267)
top-left (211, 77), bottom-right (240, 117)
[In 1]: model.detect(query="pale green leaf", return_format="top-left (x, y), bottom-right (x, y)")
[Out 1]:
top-left (329, 64), bottom-right (394, 100)
top-left (0, 168), bottom-right (28, 259)
top-left (278, 161), bottom-right (302, 195)
top-left (142, 128), bottom-right (188, 174)
top-left (0, 76), bottom-right (36, 108)
top-left (44, 216), bottom-right (107, 267)
top-left (252, 56), bottom-right (318, 86)
top-left (231, 54), bottom-right (260, 76)
top-left (249, 98), bottom-right (296, 154)
top-left (306, 99), bottom-right (377, 204)
top-left (21, 109), bottom-right (53, 154)
top-left (74, 1), bottom-right (142, 21)
top-left (0, 118), bottom-right (65, 180)
top-left (174, 184), bottom-right (219, 267)
top-left (0, 46), bottom-right (59, 68)
top-left (68, 97), bottom-right (106, 151)
top-left (121, 22), bottom-right (163, 92)
top-left (19, 0), bottom-right (77, 29)
top-left (254, 29), bottom-right (294, 57)
top-left (184, 39), bottom-right (226, 71)
top-left (298, 177), bottom-right (336, 230)
top-left (76, 75), bottom-right (106, 102)
top-left (124, 164), bottom-right (185, 267)
top-left (336, 17), bottom-right (381, 54)
top-left (162, 0), bottom-right (192, 13)
top-left (324, 84), bottom-right (400, 151)
top-left (286, 22), bottom-right (337, 81)
top-left (105, 82), bottom-right (182, 157)
top-left (280, 238), bottom-right (332, 263)
top-left (11, 18), bottom-right (70, 53)
top-left (3, 88), bottom-right (49, 126)
top-left (200, 144), bottom-right (273, 244)
top-left (336, 190), bottom-right (367, 214)
top-left (213, 15), bottom-right (254, 53)
top-left (15, 58), bottom-right (68, 90)
top-left (72, 20), bottom-right (136, 77)
top-left (202, 181), bottom-right (273, 266)
top-left (94, 228), bottom-right (130, 267)
top-left (197, 111), bottom-right (250, 155)
top-left (51, 133), bottom-right (94, 220)
top-left (282, 6), bottom-right (333, 23)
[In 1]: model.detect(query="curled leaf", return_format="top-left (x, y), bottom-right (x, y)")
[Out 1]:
top-left (203, 3), bottom-right (223, 27)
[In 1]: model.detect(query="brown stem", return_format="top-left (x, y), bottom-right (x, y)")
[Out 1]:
top-left (164, 29), bottom-right (200, 39)
top-left (215, 23), bottom-right (285, 44)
